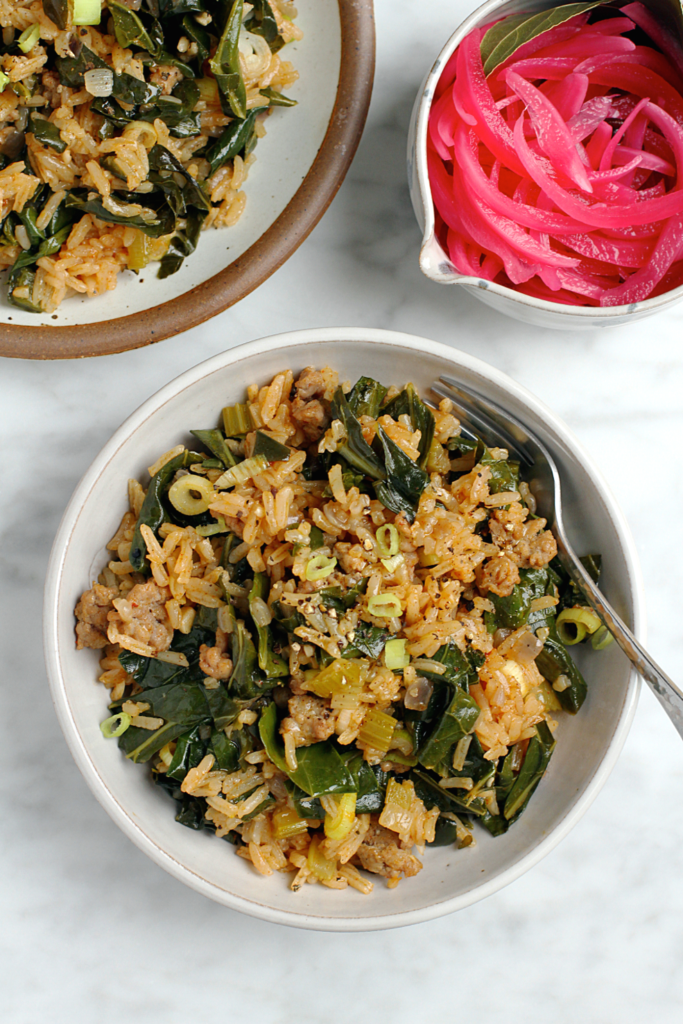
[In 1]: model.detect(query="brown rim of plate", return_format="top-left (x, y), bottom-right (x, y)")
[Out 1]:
top-left (0, 1), bottom-right (376, 361)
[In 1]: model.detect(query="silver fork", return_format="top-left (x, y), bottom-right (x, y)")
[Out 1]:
top-left (432, 375), bottom-right (683, 740)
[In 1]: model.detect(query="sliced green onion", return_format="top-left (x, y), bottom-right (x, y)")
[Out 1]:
top-left (384, 638), bottom-right (409, 670)
top-left (368, 593), bottom-right (403, 618)
top-left (73, 0), bottom-right (102, 26)
top-left (222, 402), bottom-right (252, 436)
top-left (0, 71), bottom-right (9, 92)
top-left (591, 625), bottom-right (614, 651)
top-left (18, 23), bottom-right (41, 52)
top-left (357, 708), bottom-right (395, 754)
top-left (324, 793), bottom-right (357, 841)
top-left (380, 554), bottom-right (404, 573)
top-left (376, 523), bottom-right (399, 558)
top-left (556, 606), bottom-right (602, 645)
top-left (196, 515), bottom-right (228, 537)
top-left (214, 454), bottom-right (268, 489)
top-left (100, 712), bottom-right (131, 738)
top-left (168, 473), bottom-right (214, 515)
top-left (305, 553), bottom-right (337, 581)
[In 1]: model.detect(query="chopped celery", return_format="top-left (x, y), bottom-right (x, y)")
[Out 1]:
top-left (127, 230), bottom-right (150, 271)
top-left (306, 658), bottom-right (367, 699)
top-left (357, 708), bottom-right (395, 754)
top-left (307, 835), bottom-right (337, 880)
top-left (272, 807), bottom-right (309, 840)
top-left (222, 402), bottom-right (252, 436)
top-left (18, 24), bottom-right (41, 52)
top-left (214, 455), bottom-right (268, 489)
top-left (384, 638), bottom-right (409, 670)
top-left (73, 0), bottom-right (102, 26)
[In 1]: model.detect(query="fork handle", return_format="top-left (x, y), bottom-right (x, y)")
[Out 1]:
top-left (554, 530), bottom-right (683, 739)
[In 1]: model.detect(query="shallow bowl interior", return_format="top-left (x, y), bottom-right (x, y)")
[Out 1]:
top-left (44, 327), bottom-right (642, 930)
top-left (407, 0), bottom-right (683, 329)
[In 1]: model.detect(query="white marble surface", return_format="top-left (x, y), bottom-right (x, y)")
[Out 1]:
top-left (2, 1), bottom-right (683, 1019)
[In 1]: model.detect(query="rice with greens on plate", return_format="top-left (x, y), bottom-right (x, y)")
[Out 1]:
top-left (0, 0), bottom-right (300, 313)
top-left (75, 367), bottom-right (610, 893)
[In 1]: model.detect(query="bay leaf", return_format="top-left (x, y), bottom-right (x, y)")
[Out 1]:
top-left (481, 1), bottom-right (609, 77)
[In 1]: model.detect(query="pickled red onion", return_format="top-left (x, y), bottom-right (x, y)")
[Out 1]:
top-left (428, 7), bottom-right (683, 306)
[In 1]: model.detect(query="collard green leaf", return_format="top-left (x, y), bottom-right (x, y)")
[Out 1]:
top-left (331, 387), bottom-right (386, 480)
top-left (211, 726), bottom-right (254, 772)
top-left (136, 679), bottom-right (212, 726)
top-left (320, 577), bottom-right (368, 614)
top-left (478, 442), bottom-right (520, 494)
top-left (55, 45), bottom-right (109, 87)
top-left (166, 725), bottom-right (207, 780)
top-left (210, 0), bottom-right (248, 120)
top-left (181, 12), bottom-right (211, 62)
top-left (63, 190), bottom-right (175, 237)
top-left (28, 114), bottom-right (66, 153)
top-left (249, 573), bottom-right (289, 678)
top-left (536, 628), bottom-right (587, 713)
top-left (428, 818), bottom-right (460, 846)
top-left (252, 431), bottom-right (290, 463)
top-left (158, 209), bottom-right (204, 277)
top-left (342, 619), bottom-right (389, 660)
top-left (488, 566), bottom-right (550, 631)
top-left (161, 0), bottom-right (207, 13)
top-left (342, 752), bottom-right (389, 813)
top-left (480, 2), bottom-right (605, 77)
top-left (411, 768), bottom-right (488, 818)
top-left (248, 0), bottom-right (284, 50)
top-left (129, 449), bottom-right (204, 570)
top-left (416, 687), bottom-right (480, 770)
top-left (374, 426), bottom-right (429, 522)
top-left (118, 719), bottom-right (187, 762)
top-left (229, 621), bottom-right (266, 699)
top-left (42, 0), bottom-right (69, 30)
top-left (346, 376), bottom-right (387, 420)
top-left (8, 267), bottom-right (41, 313)
top-left (260, 86), bottom-right (296, 107)
top-left (108, 0), bottom-right (163, 55)
top-left (503, 720), bottom-right (555, 820)
top-left (190, 428), bottom-right (238, 468)
top-left (205, 110), bottom-right (257, 174)
top-left (259, 703), bottom-right (356, 798)
top-left (382, 383), bottom-right (435, 470)
top-left (204, 684), bottom-right (244, 731)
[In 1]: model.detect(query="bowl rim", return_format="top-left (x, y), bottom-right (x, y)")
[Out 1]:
top-left (0, 0), bottom-right (375, 361)
top-left (43, 326), bottom-right (644, 930)
top-left (411, 0), bottom-right (683, 319)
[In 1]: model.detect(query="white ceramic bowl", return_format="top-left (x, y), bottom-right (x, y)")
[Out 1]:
top-left (407, 0), bottom-right (683, 330)
top-left (44, 327), bottom-right (643, 930)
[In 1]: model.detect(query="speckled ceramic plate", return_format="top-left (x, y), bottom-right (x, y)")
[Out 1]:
top-left (0, 0), bottom-right (375, 360)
